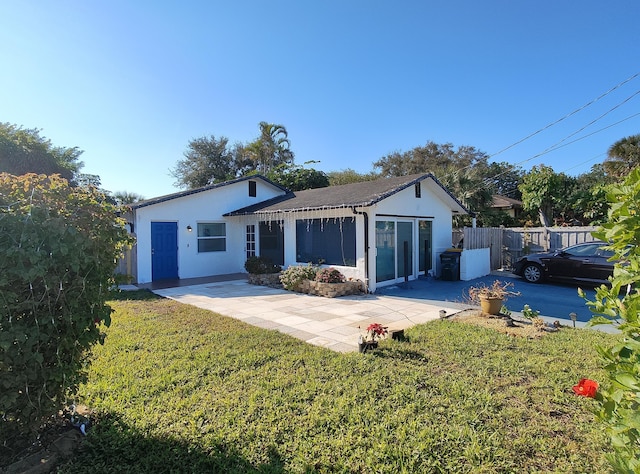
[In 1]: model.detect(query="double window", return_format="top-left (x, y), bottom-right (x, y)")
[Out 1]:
top-left (197, 223), bottom-right (226, 252)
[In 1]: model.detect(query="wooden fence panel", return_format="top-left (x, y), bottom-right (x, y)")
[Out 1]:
top-left (115, 244), bottom-right (137, 283)
top-left (462, 227), bottom-right (503, 270)
top-left (456, 226), bottom-right (599, 271)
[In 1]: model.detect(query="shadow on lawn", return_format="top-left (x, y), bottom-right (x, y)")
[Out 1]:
top-left (59, 412), bottom-right (287, 473)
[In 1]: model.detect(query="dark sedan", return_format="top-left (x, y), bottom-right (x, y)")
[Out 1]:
top-left (513, 241), bottom-right (615, 284)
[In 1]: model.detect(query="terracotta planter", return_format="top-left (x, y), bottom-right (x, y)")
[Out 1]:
top-left (480, 296), bottom-right (503, 315)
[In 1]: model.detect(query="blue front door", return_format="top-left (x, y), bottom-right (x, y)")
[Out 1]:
top-left (151, 222), bottom-right (178, 281)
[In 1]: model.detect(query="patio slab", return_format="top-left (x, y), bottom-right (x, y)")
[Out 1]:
top-left (151, 281), bottom-right (466, 352)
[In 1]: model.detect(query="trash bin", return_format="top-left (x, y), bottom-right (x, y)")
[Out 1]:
top-left (440, 251), bottom-right (461, 281)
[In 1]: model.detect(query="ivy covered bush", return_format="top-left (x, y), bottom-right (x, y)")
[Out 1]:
top-left (0, 173), bottom-right (132, 444)
top-left (244, 255), bottom-right (282, 274)
top-left (279, 263), bottom-right (318, 290)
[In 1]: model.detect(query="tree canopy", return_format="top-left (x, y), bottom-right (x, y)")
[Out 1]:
top-left (373, 141), bottom-right (509, 225)
top-left (172, 122), bottom-right (296, 189)
top-left (604, 133), bottom-right (640, 179)
top-left (266, 163), bottom-right (329, 191)
top-left (170, 135), bottom-right (248, 188)
top-left (0, 123), bottom-right (85, 184)
top-left (327, 169), bottom-right (379, 186)
top-left (246, 122), bottom-right (294, 175)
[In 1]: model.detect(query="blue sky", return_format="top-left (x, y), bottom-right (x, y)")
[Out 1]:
top-left (1, 1), bottom-right (638, 199)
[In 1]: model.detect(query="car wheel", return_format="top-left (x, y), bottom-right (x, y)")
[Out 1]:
top-left (522, 263), bottom-right (543, 283)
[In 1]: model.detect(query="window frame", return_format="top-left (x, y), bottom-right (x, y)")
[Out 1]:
top-left (197, 222), bottom-right (226, 253)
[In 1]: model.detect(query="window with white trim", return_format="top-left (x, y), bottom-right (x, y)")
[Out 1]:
top-left (197, 222), bottom-right (226, 252)
top-left (246, 224), bottom-right (256, 258)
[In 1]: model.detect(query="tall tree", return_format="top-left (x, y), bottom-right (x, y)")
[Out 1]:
top-left (519, 165), bottom-right (565, 226)
top-left (483, 161), bottom-right (523, 199)
top-left (373, 141), bottom-right (494, 222)
top-left (170, 135), bottom-right (244, 189)
top-left (246, 122), bottom-right (294, 174)
top-left (603, 134), bottom-right (640, 179)
top-left (567, 164), bottom-right (615, 225)
top-left (0, 123), bottom-right (84, 183)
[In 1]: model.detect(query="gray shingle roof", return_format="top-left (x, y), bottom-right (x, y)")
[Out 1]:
top-left (131, 175), bottom-right (288, 209)
top-left (224, 173), bottom-right (469, 216)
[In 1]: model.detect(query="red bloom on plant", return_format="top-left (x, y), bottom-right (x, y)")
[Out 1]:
top-left (366, 323), bottom-right (388, 341)
top-left (572, 378), bottom-right (598, 398)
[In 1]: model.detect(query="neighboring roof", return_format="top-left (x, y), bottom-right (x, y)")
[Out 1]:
top-left (131, 175), bottom-right (288, 209)
top-left (491, 194), bottom-right (523, 209)
top-left (225, 173), bottom-right (469, 216)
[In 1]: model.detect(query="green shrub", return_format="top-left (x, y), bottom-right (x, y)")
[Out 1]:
top-left (0, 173), bottom-right (132, 442)
top-left (583, 167), bottom-right (640, 473)
top-left (244, 256), bottom-right (282, 274)
top-left (279, 263), bottom-right (318, 290)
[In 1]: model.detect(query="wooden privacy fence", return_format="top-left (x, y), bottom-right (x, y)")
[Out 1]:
top-left (115, 244), bottom-right (137, 283)
top-left (456, 226), bottom-right (599, 271)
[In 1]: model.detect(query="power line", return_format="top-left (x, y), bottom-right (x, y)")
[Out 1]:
top-left (481, 111), bottom-right (640, 187)
top-left (489, 71), bottom-right (640, 158)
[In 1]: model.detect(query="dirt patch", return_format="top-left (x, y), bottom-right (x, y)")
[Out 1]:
top-left (2, 405), bottom-right (91, 473)
top-left (449, 309), bottom-right (557, 339)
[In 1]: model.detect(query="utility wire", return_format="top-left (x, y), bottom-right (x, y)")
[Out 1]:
top-left (489, 71), bottom-right (640, 158)
top-left (481, 111), bottom-right (640, 187)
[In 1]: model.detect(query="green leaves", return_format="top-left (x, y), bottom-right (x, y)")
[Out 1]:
top-left (0, 173), bottom-right (132, 445)
top-left (583, 167), bottom-right (640, 472)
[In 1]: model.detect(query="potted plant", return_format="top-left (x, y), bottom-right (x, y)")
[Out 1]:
top-left (358, 323), bottom-right (388, 353)
top-left (467, 280), bottom-right (519, 315)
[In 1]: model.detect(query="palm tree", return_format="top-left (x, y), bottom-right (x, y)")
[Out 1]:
top-left (246, 122), bottom-right (295, 174)
top-left (604, 134), bottom-right (640, 179)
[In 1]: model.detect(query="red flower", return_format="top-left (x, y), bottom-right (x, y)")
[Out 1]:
top-left (572, 378), bottom-right (598, 398)
top-left (366, 323), bottom-right (388, 341)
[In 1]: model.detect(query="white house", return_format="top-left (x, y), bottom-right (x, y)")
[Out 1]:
top-left (130, 173), bottom-right (469, 292)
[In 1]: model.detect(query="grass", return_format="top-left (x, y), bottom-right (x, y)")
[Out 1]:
top-left (57, 290), bottom-right (617, 473)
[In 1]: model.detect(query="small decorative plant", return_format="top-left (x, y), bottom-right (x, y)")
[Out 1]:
top-left (365, 323), bottom-right (388, 342)
top-left (280, 263), bottom-right (319, 290)
top-left (244, 256), bottom-right (282, 274)
top-left (521, 304), bottom-right (539, 319)
top-left (315, 267), bottom-right (346, 284)
top-left (467, 280), bottom-right (519, 304)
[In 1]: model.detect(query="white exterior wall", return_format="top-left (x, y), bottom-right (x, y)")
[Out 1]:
top-left (367, 182), bottom-right (458, 291)
top-left (134, 180), bottom-right (285, 284)
top-left (459, 248), bottom-right (491, 280)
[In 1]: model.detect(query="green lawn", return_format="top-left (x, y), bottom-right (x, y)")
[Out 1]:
top-left (59, 290), bottom-right (616, 473)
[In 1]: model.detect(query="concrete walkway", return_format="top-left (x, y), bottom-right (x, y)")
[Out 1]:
top-left (152, 280), bottom-right (468, 353)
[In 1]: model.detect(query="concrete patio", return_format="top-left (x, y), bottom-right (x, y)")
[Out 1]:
top-left (151, 280), bottom-right (468, 353)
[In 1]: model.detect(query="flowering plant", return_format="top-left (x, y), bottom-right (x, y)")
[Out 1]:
top-left (315, 267), bottom-right (346, 283)
top-left (365, 323), bottom-right (388, 342)
top-left (572, 378), bottom-right (599, 398)
top-left (280, 263), bottom-right (318, 290)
